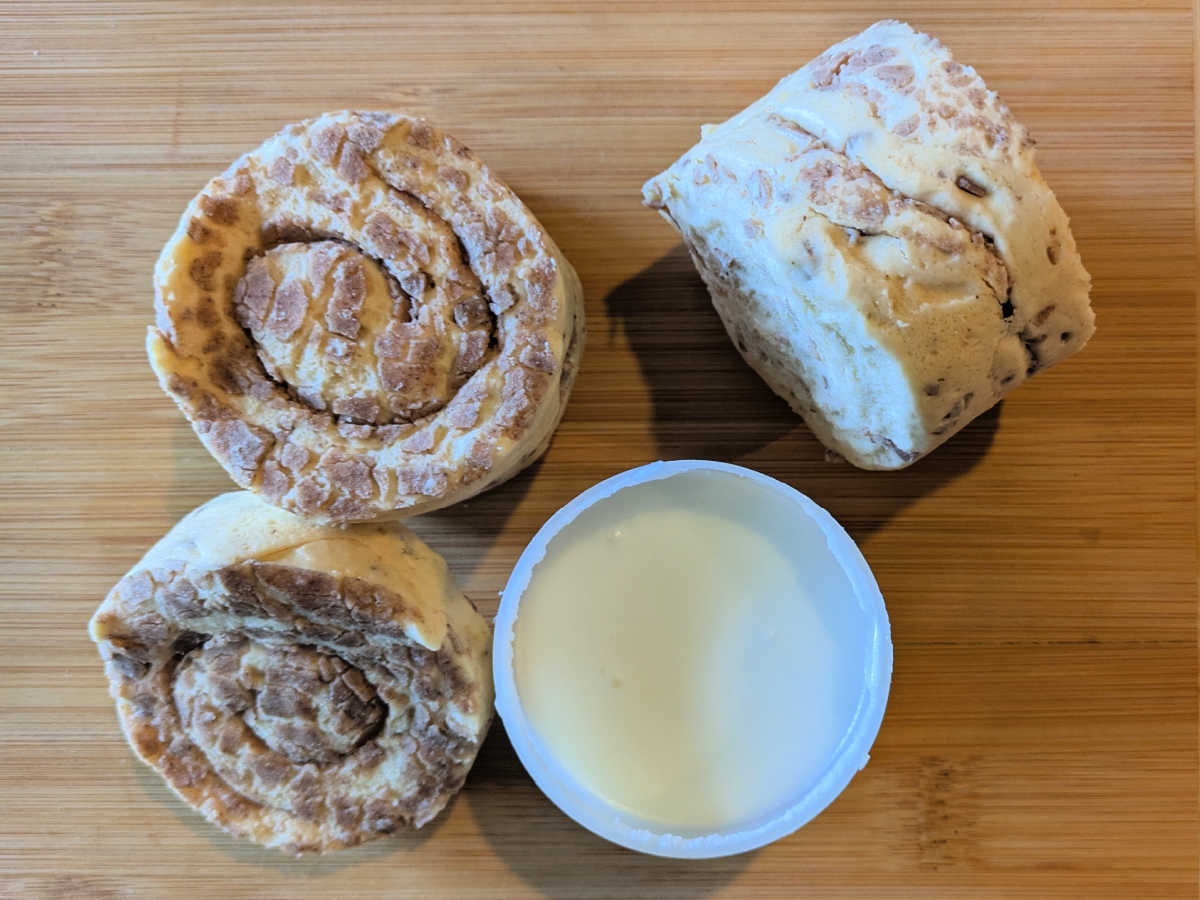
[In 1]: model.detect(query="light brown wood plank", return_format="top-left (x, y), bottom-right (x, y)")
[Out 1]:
top-left (0, 1), bottom-right (1195, 897)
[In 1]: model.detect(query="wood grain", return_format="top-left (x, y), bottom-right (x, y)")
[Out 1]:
top-left (1, 1), bottom-right (1196, 897)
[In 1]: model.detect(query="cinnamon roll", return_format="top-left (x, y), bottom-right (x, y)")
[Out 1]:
top-left (643, 21), bottom-right (1093, 469)
top-left (150, 111), bottom-right (584, 521)
top-left (89, 491), bottom-right (493, 854)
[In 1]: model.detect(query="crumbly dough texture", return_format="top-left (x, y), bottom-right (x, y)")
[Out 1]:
top-left (89, 491), bottom-right (494, 854)
top-left (643, 20), bottom-right (1093, 468)
top-left (151, 111), bottom-right (585, 521)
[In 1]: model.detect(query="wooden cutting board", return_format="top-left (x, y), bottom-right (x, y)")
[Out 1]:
top-left (1, 2), bottom-right (1195, 897)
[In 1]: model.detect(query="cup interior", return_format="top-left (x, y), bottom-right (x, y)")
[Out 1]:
top-left (493, 459), bottom-right (893, 858)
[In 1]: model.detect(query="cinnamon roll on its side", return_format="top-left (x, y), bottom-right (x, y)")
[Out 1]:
top-left (89, 491), bottom-right (493, 854)
top-left (150, 111), bottom-right (585, 522)
top-left (642, 22), bottom-right (1093, 469)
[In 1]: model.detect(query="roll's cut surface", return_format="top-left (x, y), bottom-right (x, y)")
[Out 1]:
top-left (151, 111), bottom-right (585, 521)
top-left (89, 491), bottom-right (493, 854)
top-left (643, 21), bottom-right (1093, 469)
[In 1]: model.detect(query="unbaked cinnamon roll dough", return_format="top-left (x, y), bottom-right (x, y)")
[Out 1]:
top-left (644, 20), bottom-right (1094, 469)
top-left (151, 111), bottom-right (585, 522)
top-left (89, 491), bottom-right (493, 854)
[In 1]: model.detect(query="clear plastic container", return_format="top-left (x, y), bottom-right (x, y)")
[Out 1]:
top-left (493, 460), bottom-right (892, 858)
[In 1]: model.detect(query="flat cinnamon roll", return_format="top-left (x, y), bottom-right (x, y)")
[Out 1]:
top-left (89, 491), bottom-right (493, 854)
top-left (150, 111), bottom-right (585, 522)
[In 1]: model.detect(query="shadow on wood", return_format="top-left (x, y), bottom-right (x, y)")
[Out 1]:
top-left (603, 245), bottom-right (1002, 545)
top-left (466, 723), bottom-right (754, 899)
top-left (602, 244), bottom-right (798, 461)
top-left (405, 455), bottom-right (544, 611)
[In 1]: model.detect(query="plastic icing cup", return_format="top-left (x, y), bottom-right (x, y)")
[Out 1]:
top-left (493, 460), bottom-right (892, 858)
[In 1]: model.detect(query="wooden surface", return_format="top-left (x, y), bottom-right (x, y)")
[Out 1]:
top-left (1, 2), bottom-right (1196, 897)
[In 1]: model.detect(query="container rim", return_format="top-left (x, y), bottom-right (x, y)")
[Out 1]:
top-left (492, 459), bottom-right (893, 858)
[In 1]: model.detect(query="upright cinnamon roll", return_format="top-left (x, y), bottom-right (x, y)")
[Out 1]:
top-left (89, 491), bottom-right (493, 854)
top-left (151, 111), bottom-right (585, 522)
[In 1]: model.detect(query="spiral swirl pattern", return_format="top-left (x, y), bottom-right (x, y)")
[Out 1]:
top-left (150, 111), bottom-right (585, 522)
top-left (89, 492), bottom-right (493, 854)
